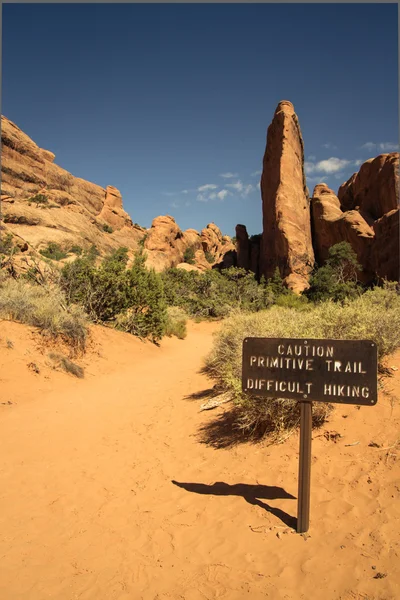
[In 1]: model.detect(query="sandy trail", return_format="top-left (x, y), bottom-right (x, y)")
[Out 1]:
top-left (0, 320), bottom-right (399, 600)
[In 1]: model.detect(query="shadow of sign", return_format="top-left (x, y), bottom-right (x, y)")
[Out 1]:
top-left (172, 480), bottom-right (297, 529)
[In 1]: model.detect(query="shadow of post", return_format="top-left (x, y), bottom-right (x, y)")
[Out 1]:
top-left (172, 480), bottom-right (297, 529)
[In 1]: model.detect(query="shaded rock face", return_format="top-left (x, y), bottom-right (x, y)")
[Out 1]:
top-left (338, 153), bottom-right (399, 220)
top-left (260, 100), bottom-right (314, 293)
top-left (235, 224), bottom-right (261, 278)
top-left (311, 180), bottom-right (399, 285)
top-left (311, 184), bottom-right (375, 283)
top-left (372, 209), bottom-right (399, 282)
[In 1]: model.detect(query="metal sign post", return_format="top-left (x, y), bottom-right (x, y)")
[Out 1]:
top-left (297, 401), bottom-right (312, 533)
top-left (241, 337), bottom-right (378, 533)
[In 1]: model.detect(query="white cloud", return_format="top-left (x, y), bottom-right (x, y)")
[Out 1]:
top-left (217, 189), bottom-right (231, 200)
top-left (170, 201), bottom-right (179, 208)
top-left (354, 159), bottom-right (363, 167)
top-left (196, 193), bottom-right (208, 202)
top-left (162, 191), bottom-right (175, 196)
top-left (251, 170), bottom-right (262, 176)
top-left (361, 142), bottom-right (399, 152)
top-left (307, 155), bottom-right (316, 161)
top-left (379, 142), bottom-right (399, 151)
top-left (305, 157), bottom-right (351, 175)
top-left (322, 143), bottom-right (337, 150)
top-left (226, 180), bottom-right (244, 192)
top-left (181, 189), bottom-right (189, 194)
top-left (220, 172), bottom-right (238, 179)
top-left (242, 184), bottom-right (255, 197)
top-left (208, 192), bottom-right (217, 200)
top-left (198, 183), bottom-right (218, 192)
top-left (257, 181), bottom-right (260, 190)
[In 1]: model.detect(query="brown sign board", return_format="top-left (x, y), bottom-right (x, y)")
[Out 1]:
top-left (242, 338), bottom-right (378, 405)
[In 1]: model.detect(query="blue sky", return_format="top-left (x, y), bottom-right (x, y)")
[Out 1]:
top-left (2, 3), bottom-right (398, 237)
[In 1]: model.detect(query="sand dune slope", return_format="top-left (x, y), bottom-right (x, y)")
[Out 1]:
top-left (0, 320), bottom-right (399, 600)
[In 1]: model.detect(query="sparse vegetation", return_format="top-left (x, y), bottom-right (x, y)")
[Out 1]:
top-left (0, 277), bottom-right (88, 351)
top-left (39, 242), bottom-right (68, 261)
top-left (102, 223), bottom-right (113, 234)
top-left (204, 250), bottom-right (215, 264)
top-left (69, 245), bottom-right (83, 256)
top-left (29, 193), bottom-right (49, 205)
top-left (60, 247), bottom-right (167, 343)
top-left (164, 306), bottom-right (188, 339)
top-left (204, 283), bottom-right (400, 442)
top-left (49, 352), bottom-right (84, 378)
top-left (305, 242), bottom-right (362, 303)
top-left (183, 246), bottom-right (196, 265)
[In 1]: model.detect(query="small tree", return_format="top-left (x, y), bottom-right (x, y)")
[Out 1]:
top-left (305, 242), bottom-right (362, 303)
top-left (183, 246), bottom-right (196, 265)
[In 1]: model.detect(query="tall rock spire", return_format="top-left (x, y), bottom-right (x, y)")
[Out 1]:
top-left (260, 100), bottom-right (314, 292)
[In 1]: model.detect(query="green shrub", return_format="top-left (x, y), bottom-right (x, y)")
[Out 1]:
top-left (49, 352), bottom-right (84, 378)
top-left (205, 251), bottom-right (215, 264)
top-left (0, 233), bottom-right (14, 255)
top-left (305, 242), bottom-right (362, 303)
top-left (161, 266), bottom-right (274, 320)
top-left (60, 248), bottom-right (167, 343)
top-left (164, 306), bottom-right (188, 339)
top-left (102, 223), bottom-right (113, 234)
top-left (29, 193), bottom-right (49, 205)
top-left (139, 233), bottom-right (148, 248)
top-left (204, 284), bottom-right (400, 443)
top-left (39, 242), bottom-right (68, 261)
top-left (183, 246), bottom-right (196, 265)
top-left (0, 277), bottom-right (88, 351)
top-left (69, 245), bottom-right (83, 255)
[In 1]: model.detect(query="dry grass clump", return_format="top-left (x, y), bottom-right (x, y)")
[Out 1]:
top-left (48, 352), bottom-right (84, 378)
top-left (0, 277), bottom-right (88, 352)
top-left (164, 306), bottom-right (188, 339)
top-left (204, 285), bottom-right (400, 443)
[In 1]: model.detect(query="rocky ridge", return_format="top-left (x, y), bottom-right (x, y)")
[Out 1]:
top-left (0, 115), bottom-right (234, 273)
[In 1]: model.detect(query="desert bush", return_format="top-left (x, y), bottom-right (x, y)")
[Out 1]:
top-left (164, 306), bottom-right (188, 339)
top-left (48, 352), bottom-right (84, 378)
top-left (39, 242), bottom-right (68, 261)
top-left (29, 193), bottom-right (49, 205)
top-left (162, 266), bottom-right (274, 320)
top-left (305, 241), bottom-right (362, 303)
top-left (0, 277), bottom-right (88, 351)
top-left (0, 232), bottom-right (15, 255)
top-left (205, 251), bottom-right (215, 264)
top-left (183, 246), bottom-right (196, 265)
top-left (60, 248), bottom-right (167, 343)
top-left (69, 245), bottom-right (83, 255)
top-left (204, 284), bottom-right (400, 442)
top-left (102, 223), bottom-right (113, 234)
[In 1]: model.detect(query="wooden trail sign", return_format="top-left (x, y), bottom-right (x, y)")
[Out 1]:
top-left (241, 337), bottom-right (378, 533)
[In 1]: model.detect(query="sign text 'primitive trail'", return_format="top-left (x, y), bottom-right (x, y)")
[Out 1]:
top-left (242, 337), bottom-right (378, 405)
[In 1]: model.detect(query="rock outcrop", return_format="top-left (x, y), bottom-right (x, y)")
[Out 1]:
top-left (311, 184), bottom-right (375, 282)
top-left (143, 216), bottom-right (235, 272)
top-left (338, 153), bottom-right (399, 220)
top-left (260, 100), bottom-right (314, 293)
top-left (311, 153), bottom-right (399, 284)
top-left (1, 115), bottom-right (235, 274)
top-left (1, 115), bottom-right (144, 260)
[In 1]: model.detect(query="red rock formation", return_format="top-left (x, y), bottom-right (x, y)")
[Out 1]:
top-left (235, 224), bottom-right (250, 270)
top-left (1, 115), bottom-right (144, 257)
top-left (260, 100), bottom-right (314, 292)
top-left (372, 209), bottom-right (399, 283)
top-left (311, 184), bottom-right (375, 282)
top-left (338, 153), bottom-right (399, 220)
top-left (143, 217), bottom-right (235, 272)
